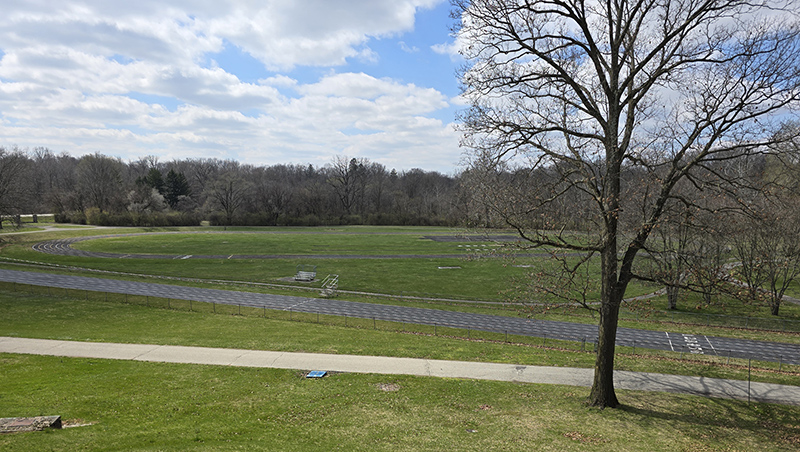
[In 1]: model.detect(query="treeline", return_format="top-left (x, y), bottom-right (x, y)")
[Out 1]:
top-left (0, 147), bottom-right (469, 227)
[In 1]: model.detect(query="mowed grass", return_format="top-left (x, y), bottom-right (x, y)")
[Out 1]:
top-left (71, 231), bottom-right (496, 255)
top-left (1, 289), bottom-right (798, 385)
top-left (1, 226), bottom-right (659, 301)
top-left (1, 291), bottom-right (800, 451)
top-left (3, 354), bottom-right (800, 452)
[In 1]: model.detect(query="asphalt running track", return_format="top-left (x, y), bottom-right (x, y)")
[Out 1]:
top-left (2, 269), bottom-right (799, 365)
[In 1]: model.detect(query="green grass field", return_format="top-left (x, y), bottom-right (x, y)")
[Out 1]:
top-left (1, 289), bottom-right (799, 451)
top-left (2, 225), bottom-right (800, 450)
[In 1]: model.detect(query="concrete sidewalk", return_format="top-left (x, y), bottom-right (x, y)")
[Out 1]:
top-left (1, 336), bottom-right (798, 406)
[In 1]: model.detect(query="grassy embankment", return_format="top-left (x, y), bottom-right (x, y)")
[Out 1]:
top-left (1, 288), bottom-right (800, 451)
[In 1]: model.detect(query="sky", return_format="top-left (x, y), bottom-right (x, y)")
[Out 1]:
top-left (0, 0), bottom-right (466, 173)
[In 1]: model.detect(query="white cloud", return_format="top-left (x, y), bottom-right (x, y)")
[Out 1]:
top-left (0, 0), bottom-right (460, 172)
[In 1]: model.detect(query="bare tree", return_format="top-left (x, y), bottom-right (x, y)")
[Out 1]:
top-left (455, 0), bottom-right (800, 408)
top-left (730, 196), bottom-right (800, 315)
top-left (76, 153), bottom-right (124, 213)
top-left (327, 156), bottom-right (368, 216)
top-left (206, 172), bottom-right (251, 226)
top-left (0, 147), bottom-right (31, 227)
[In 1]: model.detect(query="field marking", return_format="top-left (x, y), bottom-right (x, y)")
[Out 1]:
top-left (666, 332), bottom-right (674, 352)
top-left (704, 336), bottom-right (717, 355)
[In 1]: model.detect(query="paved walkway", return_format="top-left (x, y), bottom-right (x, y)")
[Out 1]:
top-left (1, 336), bottom-right (798, 406)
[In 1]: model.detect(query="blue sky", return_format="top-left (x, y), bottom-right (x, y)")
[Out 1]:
top-left (0, 0), bottom-right (465, 173)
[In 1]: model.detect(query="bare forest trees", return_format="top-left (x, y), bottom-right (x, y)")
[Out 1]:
top-left (76, 153), bottom-right (124, 213)
top-left (0, 147), bottom-right (31, 227)
top-left (455, 0), bottom-right (800, 408)
top-left (730, 196), bottom-right (800, 316)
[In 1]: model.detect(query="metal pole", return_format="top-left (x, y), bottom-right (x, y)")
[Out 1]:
top-left (748, 358), bottom-right (751, 404)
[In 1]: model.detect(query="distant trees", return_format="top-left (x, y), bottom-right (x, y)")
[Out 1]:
top-left (0, 148), bottom-right (464, 228)
top-left (76, 153), bottom-right (124, 213)
top-left (0, 147), bottom-right (31, 228)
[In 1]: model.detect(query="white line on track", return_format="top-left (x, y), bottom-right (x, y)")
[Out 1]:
top-left (704, 336), bottom-right (717, 355)
top-left (666, 332), bottom-right (674, 352)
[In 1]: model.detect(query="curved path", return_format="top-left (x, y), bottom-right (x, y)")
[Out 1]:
top-left (3, 336), bottom-right (797, 406)
top-left (2, 268), bottom-right (799, 365)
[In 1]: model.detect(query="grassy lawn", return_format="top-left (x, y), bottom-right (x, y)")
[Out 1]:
top-left (70, 231), bottom-right (491, 255)
top-left (1, 289), bottom-right (800, 451)
top-left (1, 289), bottom-right (798, 385)
top-left (2, 354), bottom-right (799, 451)
top-left (0, 226), bottom-right (657, 301)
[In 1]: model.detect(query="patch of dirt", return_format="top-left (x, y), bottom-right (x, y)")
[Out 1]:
top-left (563, 431), bottom-right (608, 444)
top-left (62, 419), bottom-right (95, 428)
top-left (376, 383), bottom-right (401, 392)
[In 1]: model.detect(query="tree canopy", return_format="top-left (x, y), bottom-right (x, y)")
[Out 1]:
top-left (454, 0), bottom-right (800, 408)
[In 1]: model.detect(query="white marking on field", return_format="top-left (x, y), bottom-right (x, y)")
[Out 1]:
top-left (682, 334), bottom-right (704, 354)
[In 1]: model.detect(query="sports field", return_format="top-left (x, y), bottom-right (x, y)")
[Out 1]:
top-left (1, 224), bottom-right (799, 451)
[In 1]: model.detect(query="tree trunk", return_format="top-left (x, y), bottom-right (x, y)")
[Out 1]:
top-left (666, 285), bottom-right (679, 310)
top-left (589, 235), bottom-right (622, 408)
top-left (771, 296), bottom-right (781, 316)
top-left (589, 297), bottom-right (621, 408)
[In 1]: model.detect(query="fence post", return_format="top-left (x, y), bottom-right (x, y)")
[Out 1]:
top-left (168, 298), bottom-right (171, 309)
top-left (633, 340), bottom-right (636, 354)
top-left (146, 296), bottom-right (149, 307)
top-left (505, 330), bottom-right (508, 343)
top-left (748, 359), bottom-right (751, 404)
top-left (582, 337), bottom-right (586, 352)
top-left (434, 323), bottom-right (437, 336)
top-left (239, 304), bottom-right (241, 316)
top-left (373, 317), bottom-right (376, 330)
top-left (213, 302), bottom-right (215, 313)
top-left (779, 355), bottom-right (783, 372)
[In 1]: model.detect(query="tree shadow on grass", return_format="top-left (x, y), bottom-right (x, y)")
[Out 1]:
top-left (616, 391), bottom-right (800, 448)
